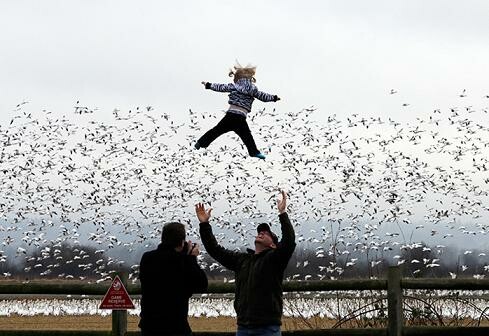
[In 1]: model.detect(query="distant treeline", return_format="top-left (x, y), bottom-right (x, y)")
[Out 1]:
top-left (1, 241), bottom-right (487, 281)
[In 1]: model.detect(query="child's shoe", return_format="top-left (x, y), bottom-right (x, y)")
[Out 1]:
top-left (254, 152), bottom-right (266, 160)
top-left (194, 142), bottom-right (201, 150)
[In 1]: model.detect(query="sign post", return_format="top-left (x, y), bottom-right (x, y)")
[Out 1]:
top-left (100, 273), bottom-right (134, 336)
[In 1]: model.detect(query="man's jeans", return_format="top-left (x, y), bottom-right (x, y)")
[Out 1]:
top-left (236, 325), bottom-right (281, 336)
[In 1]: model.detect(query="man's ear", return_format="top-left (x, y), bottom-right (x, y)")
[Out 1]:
top-left (270, 242), bottom-right (277, 249)
top-left (175, 240), bottom-right (185, 252)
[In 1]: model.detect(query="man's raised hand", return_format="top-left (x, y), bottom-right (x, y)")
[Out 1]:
top-left (277, 190), bottom-right (287, 214)
top-left (195, 203), bottom-right (212, 223)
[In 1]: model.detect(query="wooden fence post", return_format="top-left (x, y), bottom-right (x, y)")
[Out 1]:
top-left (387, 266), bottom-right (403, 336)
top-left (112, 272), bottom-right (128, 336)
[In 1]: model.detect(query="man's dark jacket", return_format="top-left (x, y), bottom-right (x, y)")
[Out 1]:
top-left (199, 213), bottom-right (295, 327)
top-left (138, 244), bottom-right (208, 334)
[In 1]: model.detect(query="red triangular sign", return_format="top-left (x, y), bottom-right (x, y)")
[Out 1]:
top-left (99, 275), bottom-right (135, 309)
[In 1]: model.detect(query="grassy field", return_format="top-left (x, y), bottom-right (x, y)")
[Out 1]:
top-left (0, 315), bottom-right (337, 331)
top-left (2, 315), bottom-right (489, 331)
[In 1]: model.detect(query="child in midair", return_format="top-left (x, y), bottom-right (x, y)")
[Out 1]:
top-left (195, 63), bottom-right (280, 160)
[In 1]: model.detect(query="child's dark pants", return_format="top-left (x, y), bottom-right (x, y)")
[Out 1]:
top-left (197, 112), bottom-right (259, 156)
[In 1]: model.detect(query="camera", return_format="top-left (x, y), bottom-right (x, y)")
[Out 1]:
top-left (182, 241), bottom-right (196, 255)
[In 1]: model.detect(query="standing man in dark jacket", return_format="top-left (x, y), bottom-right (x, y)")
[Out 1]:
top-left (139, 222), bottom-right (208, 336)
top-left (196, 191), bottom-right (295, 336)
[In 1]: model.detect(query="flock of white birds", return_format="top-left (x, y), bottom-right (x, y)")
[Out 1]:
top-left (1, 292), bottom-right (488, 320)
top-left (0, 95), bottom-right (488, 281)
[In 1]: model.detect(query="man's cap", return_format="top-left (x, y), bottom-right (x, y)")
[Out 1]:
top-left (257, 223), bottom-right (279, 245)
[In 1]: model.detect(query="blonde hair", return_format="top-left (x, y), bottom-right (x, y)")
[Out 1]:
top-left (228, 61), bottom-right (256, 83)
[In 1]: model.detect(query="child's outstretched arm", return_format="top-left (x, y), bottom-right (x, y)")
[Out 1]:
top-left (201, 81), bottom-right (235, 93)
top-left (253, 89), bottom-right (281, 102)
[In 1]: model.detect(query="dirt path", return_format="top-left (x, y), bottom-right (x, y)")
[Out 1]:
top-left (0, 315), bottom-right (335, 331)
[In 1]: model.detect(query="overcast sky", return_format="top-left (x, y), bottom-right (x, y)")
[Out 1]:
top-left (1, 1), bottom-right (489, 262)
top-left (1, 0), bottom-right (489, 124)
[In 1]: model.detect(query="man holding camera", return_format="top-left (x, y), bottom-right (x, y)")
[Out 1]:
top-left (196, 191), bottom-right (296, 336)
top-left (139, 222), bottom-right (208, 336)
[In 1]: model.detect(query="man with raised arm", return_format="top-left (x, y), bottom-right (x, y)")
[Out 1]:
top-left (196, 191), bottom-right (296, 336)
